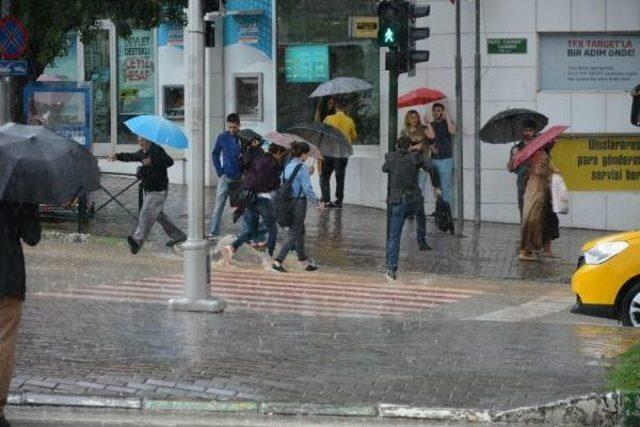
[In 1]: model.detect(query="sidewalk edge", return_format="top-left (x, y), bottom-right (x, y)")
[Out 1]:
top-left (7, 391), bottom-right (632, 424)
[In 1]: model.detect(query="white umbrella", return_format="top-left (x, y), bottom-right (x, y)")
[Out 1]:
top-left (309, 77), bottom-right (373, 98)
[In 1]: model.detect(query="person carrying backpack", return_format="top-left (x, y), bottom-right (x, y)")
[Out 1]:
top-left (272, 141), bottom-right (325, 273)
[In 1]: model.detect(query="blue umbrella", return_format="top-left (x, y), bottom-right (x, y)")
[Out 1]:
top-left (124, 115), bottom-right (188, 149)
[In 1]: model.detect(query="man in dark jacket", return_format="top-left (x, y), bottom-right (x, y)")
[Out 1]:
top-left (108, 137), bottom-right (186, 253)
top-left (224, 144), bottom-right (287, 259)
top-left (382, 136), bottom-right (434, 282)
top-left (0, 202), bottom-right (41, 427)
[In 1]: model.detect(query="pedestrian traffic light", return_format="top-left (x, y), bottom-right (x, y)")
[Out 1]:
top-left (377, 0), bottom-right (407, 49)
top-left (406, 1), bottom-right (431, 75)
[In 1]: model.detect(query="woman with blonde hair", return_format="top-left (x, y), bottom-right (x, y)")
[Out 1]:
top-left (399, 110), bottom-right (437, 250)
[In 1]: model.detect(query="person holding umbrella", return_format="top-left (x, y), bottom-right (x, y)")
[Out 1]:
top-left (0, 123), bottom-right (99, 427)
top-left (108, 135), bottom-right (186, 253)
top-left (0, 203), bottom-right (41, 427)
top-left (427, 103), bottom-right (456, 206)
top-left (322, 98), bottom-right (357, 208)
top-left (507, 119), bottom-right (537, 218)
top-left (512, 126), bottom-right (568, 261)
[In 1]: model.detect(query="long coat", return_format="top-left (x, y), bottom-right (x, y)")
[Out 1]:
top-left (0, 202), bottom-right (41, 300)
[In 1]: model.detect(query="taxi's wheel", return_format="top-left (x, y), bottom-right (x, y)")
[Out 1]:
top-left (621, 282), bottom-right (640, 327)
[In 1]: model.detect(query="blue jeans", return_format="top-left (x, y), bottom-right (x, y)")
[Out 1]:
top-left (231, 198), bottom-right (278, 256)
top-left (209, 175), bottom-right (237, 236)
top-left (433, 157), bottom-right (454, 205)
top-left (385, 197), bottom-right (419, 273)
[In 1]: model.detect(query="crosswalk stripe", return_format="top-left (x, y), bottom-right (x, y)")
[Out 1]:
top-left (34, 269), bottom-right (485, 318)
top-left (163, 271), bottom-right (486, 295)
top-left (148, 273), bottom-right (483, 298)
top-left (122, 279), bottom-right (462, 305)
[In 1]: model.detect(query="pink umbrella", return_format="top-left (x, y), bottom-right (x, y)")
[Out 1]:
top-left (511, 125), bottom-right (569, 169)
top-left (398, 88), bottom-right (446, 108)
top-left (264, 131), bottom-right (324, 159)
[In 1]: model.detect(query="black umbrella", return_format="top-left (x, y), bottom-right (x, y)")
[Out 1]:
top-left (287, 123), bottom-right (353, 159)
top-left (480, 108), bottom-right (548, 144)
top-left (0, 123), bottom-right (100, 204)
top-left (238, 128), bottom-right (263, 145)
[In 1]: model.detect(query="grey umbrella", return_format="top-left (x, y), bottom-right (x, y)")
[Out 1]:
top-left (0, 123), bottom-right (100, 204)
top-left (480, 108), bottom-right (548, 144)
top-left (309, 77), bottom-right (373, 98)
top-left (287, 123), bottom-right (353, 159)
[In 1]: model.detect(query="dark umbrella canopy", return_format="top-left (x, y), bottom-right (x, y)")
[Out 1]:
top-left (238, 128), bottom-right (263, 145)
top-left (0, 123), bottom-right (100, 204)
top-left (480, 108), bottom-right (548, 144)
top-left (287, 123), bottom-right (353, 159)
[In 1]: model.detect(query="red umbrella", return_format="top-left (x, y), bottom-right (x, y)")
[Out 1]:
top-left (398, 88), bottom-right (446, 108)
top-left (511, 125), bottom-right (569, 169)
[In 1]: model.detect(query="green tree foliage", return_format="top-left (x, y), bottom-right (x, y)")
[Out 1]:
top-left (10, 0), bottom-right (186, 80)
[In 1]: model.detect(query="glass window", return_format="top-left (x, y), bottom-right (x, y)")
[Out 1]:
top-left (163, 85), bottom-right (184, 120)
top-left (234, 73), bottom-right (263, 121)
top-left (44, 33), bottom-right (79, 81)
top-left (276, 0), bottom-right (380, 145)
top-left (84, 30), bottom-right (112, 145)
top-left (117, 29), bottom-right (157, 144)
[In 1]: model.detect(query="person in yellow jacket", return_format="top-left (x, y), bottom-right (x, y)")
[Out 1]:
top-left (321, 99), bottom-right (357, 208)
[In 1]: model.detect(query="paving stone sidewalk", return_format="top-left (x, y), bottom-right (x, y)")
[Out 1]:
top-left (47, 175), bottom-right (606, 283)
top-left (12, 295), bottom-right (639, 412)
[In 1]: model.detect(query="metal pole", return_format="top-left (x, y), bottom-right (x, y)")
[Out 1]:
top-left (0, 0), bottom-right (12, 125)
top-left (386, 66), bottom-right (399, 241)
top-left (388, 69), bottom-right (398, 153)
top-left (455, 0), bottom-right (464, 235)
top-left (474, 0), bottom-right (481, 225)
top-left (169, 0), bottom-right (225, 313)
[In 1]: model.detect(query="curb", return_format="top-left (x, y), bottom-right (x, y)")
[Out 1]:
top-left (7, 391), bottom-right (634, 425)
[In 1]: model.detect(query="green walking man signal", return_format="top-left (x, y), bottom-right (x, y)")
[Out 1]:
top-left (384, 28), bottom-right (395, 44)
top-left (377, 0), bottom-right (431, 75)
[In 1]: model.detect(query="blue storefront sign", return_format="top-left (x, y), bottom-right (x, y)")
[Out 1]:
top-left (0, 60), bottom-right (27, 76)
top-left (224, 0), bottom-right (272, 58)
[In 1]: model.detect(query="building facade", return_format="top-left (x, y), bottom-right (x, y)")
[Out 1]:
top-left (45, 0), bottom-right (640, 231)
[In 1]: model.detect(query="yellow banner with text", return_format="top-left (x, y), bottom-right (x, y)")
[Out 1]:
top-left (551, 134), bottom-right (640, 191)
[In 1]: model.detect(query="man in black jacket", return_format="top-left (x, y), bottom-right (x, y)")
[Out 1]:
top-left (0, 202), bottom-right (41, 427)
top-left (382, 136), bottom-right (434, 282)
top-left (108, 137), bottom-right (186, 253)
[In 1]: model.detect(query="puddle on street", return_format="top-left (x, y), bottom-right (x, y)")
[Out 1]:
top-left (572, 324), bottom-right (640, 361)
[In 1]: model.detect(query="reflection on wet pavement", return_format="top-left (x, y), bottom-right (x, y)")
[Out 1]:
top-left (45, 176), bottom-right (607, 283)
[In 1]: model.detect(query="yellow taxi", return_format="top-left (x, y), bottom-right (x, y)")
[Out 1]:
top-left (572, 231), bottom-right (640, 326)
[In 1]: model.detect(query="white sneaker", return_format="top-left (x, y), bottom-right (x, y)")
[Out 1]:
top-left (384, 271), bottom-right (397, 282)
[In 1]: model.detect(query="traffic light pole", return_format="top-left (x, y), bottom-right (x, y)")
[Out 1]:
top-left (454, 0), bottom-right (464, 236)
top-left (388, 68), bottom-right (399, 153)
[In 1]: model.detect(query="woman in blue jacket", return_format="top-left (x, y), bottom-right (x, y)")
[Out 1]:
top-left (272, 141), bottom-right (325, 273)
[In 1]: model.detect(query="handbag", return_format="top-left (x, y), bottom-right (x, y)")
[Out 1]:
top-left (551, 173), bottom-right (570, 215)
top-left (228, 179), bottom-right (244, 208)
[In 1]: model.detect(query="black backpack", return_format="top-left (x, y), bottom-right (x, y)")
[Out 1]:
top-left (273, 163), bottom-right (303, 227)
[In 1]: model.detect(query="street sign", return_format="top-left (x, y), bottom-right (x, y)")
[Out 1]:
top-left (0, 16), bottom-right (29, 60)
top-left (0, 60), bottom-right (27, 76)
top-left (487, 38), bottom-right (527, 54)
top-left (349, 16), bottom-right (378, 39)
